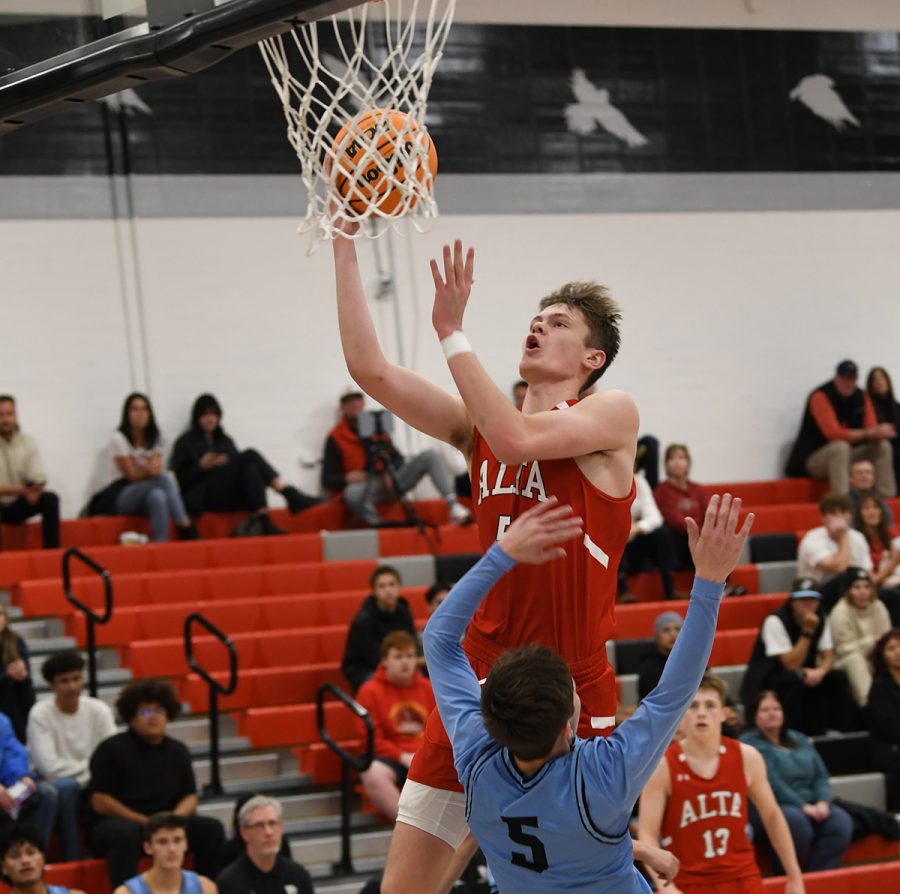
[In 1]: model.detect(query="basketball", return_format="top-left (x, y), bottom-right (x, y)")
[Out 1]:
top-left (332, 108), bottom-right (438, 216)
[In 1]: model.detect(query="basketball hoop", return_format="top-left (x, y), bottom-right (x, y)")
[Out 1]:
top-left (259, 0), bottom-right (455, 248)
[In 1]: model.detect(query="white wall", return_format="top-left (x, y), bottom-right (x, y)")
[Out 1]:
top-left (4, 205), bottom-right (899, 516)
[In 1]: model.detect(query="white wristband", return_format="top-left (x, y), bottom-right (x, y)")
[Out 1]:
top-left (441, 331), bottom-right (472, 361)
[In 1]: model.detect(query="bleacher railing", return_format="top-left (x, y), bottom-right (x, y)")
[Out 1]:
top-left (316, 683), bottom-right (374, 875)
top-left (184, 612), bottom-right (237, 797)
top-left (62, 547), bottom-right (112, 698)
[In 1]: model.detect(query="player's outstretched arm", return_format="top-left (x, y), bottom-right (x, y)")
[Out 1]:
top-left (424, 500), bottom-right (582, 775)
top-left (637, 760), bottom-right (684, 892)
top-left (743, 745), bottom-right (805, 894)
top-left (330, 235), bottom-right (470, 450)
top-left (431, 240), bottom-right (637, 463)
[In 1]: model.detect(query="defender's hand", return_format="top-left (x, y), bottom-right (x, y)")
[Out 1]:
top-left (431, 239), bottom-right (475, 339)
top-left (639, 844), bottom-right (680, 885)
top-left (498, 497), bottom-right (582, 565)
top-left (686, 494), bottom-right (754, 583)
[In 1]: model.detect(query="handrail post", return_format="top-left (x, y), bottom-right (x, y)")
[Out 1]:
top-left (184, 613), bottom-right (238, 798)
top-left (62, 548), bottom-right (113, 699)
top-left (316, 683), bottom-right (374, 876)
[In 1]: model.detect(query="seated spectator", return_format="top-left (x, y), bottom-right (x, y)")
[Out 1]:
top-left (340, 565), bottom-right (417, 693)
top-left (741, 690), bottom-right (853, 873)
top-left (618, 466), bottom-right (676, 602)
top-left (0, 605), bottom-right (34, 744)
top-left (87, 393), bottom-right (198, 542)
top-left (170, 393), bottom-right (320, 537)
top-left (637, 611), bottom-right (682, 701)
top-left (797, 493), bottom-right (872, 612)
top-left (511, 379), bottom-right (527, 411)
top-left (638, 674), bottom-right (803, 894)
top-left (867, 366), bottom-right (900, 492)
top-left (0, 396), bottom-right (59, 550)
top-left (113, 813), bottom-right (216, 894)
top-left (322, 389), bottom-right (470, 527)
top-left (848, 458), bottom-right (894, 524)
top-left (0, 823), bottom-right (87, 894)
top-left (216, 796), bottom-right (312, 894)
top-left (88, 679), bottom-right (225, 888)
top-left (740, 578), bottom-right (855, 735)
top-left (418, 582), bottom-right (451, 673)
top-left (355, 632), bottom-right (435, 821)
top-left (26, 651), bottom-right (116, 861)
top-left (220, 793), bottom-right (290, 870)
top-left (786, 359), bottom-right (896, 496)
top-left (653, 443), bottom-right (708, 570)
top-left (865, 629), bottom-right (900, 811)
top-left (829, 568), bottom-right (892, 706)
top-left (856, 494), bottom-right (900, 591)
top-left (636, 434), bottom-right (660, 489)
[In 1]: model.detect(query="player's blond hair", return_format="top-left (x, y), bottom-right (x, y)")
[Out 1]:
top-left (697, 672), bottom-right (729, 705)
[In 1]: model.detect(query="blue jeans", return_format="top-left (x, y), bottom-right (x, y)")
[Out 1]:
top-left (48, 777), bottom-right (82, 861)
top-left (753, 802), bottom-right (854, 873)
top-left (114, 475), bottom-right (189, 542)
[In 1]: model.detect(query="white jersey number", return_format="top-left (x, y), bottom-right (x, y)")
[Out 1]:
top-left (702, 828), bottom-right (730, 859)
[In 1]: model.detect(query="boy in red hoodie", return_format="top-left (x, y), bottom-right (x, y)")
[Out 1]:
top-left (356, 631), bottom-right (436, 820)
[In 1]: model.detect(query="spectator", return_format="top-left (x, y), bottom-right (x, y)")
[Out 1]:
top-left (637, 611), bottom-right (682, 701)
top-left (113, 813), bottom-right (216, 894)
top-left (340, 566), bottom-right (417, 693)
top-left (355, 632), bottom-right (435, 821)
top-left (786, 359), bottom-right (896, 497)
top-left (424, 581), bottom-right (450, 615)
top-left (618, 466), bottom-right (676, 602)
top-left (511, 379), bottom-right (527, 411)
top-left (0, 824), bottom-right (87, 894)
top-left (638, 675), bottom-right (803, 894)
top-left (88, 679), bottom-right (224, 888)
top-left (856, 494), bottom-right (900, 591)
top-left (867, 366), bottom-right (900, 492)
top-left (170, 393), bottom-right (320, 537)
top-left (220, 793), bottom-right (290, 870)
top-left (26, 651), bottom-right (116, 861)
top-left (740, 578), bottom-right (855, 736)
top-left (797, 493), bottom-right (872, 612)
top-left (829, 568), bottom-right (892, 706)
top-left (216, 796), bottom-right (313, 894)
top-left (636, 434), bottom-right (660, 490)
top-left (848, 458), bottom-right (894, 524)
top-left (87, 393), bottom-right (198, 542)
top-left (0, 396), bottom-right (59, 550)
top-left (653, 444), bottom-right (708, 570)
top-left (0, 604), bottom-right (34, 745)
top-left (321, 389), bottom-right (470, 527)
top-left (866, 629), bottom-right (900, 811)
top-left (741, 690), bottom-right (853, 873)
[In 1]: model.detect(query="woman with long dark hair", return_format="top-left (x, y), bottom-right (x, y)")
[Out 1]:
top-left (741, 690), bottom-right (852, 873)
top-left (0, 603), bottom-right (34, 743)
top-left (866, 629), bottom-right (900, 810)
top-left (854, 495), bottom-right (900, 588)
top-left (867, 367), bottom-right (900, 491)
top-left (169, 393), bottom-right (321, 536)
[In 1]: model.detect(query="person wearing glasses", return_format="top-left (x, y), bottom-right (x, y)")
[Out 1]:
top-left (87, 680), bottom-right (225, 888)
top-left (216, 795), bottom-right (313, 894)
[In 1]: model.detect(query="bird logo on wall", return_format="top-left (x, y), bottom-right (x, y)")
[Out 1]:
top-left (564, 68), bottom-right (649, 148)
top-left (789, 74), bottom-right (860, 130)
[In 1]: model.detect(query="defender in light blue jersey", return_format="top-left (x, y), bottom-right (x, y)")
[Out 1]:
top-left (0, 824), bottom-right (86, 894)
top-left (423, 494), bottom-right (753, 893)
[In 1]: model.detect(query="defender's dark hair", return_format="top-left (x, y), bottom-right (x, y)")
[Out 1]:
top-left (190, 393), bottom-right (224, 431)
top-left (41, 650), bottom-right (85, 684)
top-left (118, 392), bottom-right (160, 449)
top-left (481, 645), bottom-right (574, 762)
top-left (116, 679), bottom-right (181, 723)
top-left (0, 824), bottom-right (43, 867)
top-left (369, 565), bottom-right (401, 590)
top-left (144, 812), bottom-right (188, 843)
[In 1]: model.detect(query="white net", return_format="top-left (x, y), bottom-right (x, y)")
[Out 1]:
top-left (259, 0), bottom-right (456, 248)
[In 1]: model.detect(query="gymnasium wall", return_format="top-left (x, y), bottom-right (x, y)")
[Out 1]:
top-left (2, 2), bottom-right (900, 515)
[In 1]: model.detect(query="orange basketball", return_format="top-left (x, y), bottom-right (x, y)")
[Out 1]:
top-left (332, 108), bottom-right (438, 215)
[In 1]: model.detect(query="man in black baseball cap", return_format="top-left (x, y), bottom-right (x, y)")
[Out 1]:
top-left (785, 359), bottom-right (897, 496)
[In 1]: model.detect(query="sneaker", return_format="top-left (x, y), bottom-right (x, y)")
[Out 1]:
top-left (282, 485), bottom-right (325, 515)
top-left (231, 515), bottom-right (264, 538)
top-left (176, 523), bottom-right (200, 541)
top-left (258, 513), bottom-right (287, 536)
top-left (448, 502), bottom-right (473, 525)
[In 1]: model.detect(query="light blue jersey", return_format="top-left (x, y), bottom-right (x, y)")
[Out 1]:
top-left (46, 887), bottom-right (72, 894)
top-left (124, 870), bottom-right (201, 894)
top-left (423, 543), bottom-right (725, 894)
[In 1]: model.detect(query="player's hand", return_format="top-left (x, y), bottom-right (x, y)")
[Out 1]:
top-left (638, 843), bottom-right (680, 885)
top-left (323, 154), bottom-right (360, 237)
top-left (497, 497), bottom-right (582, 565)
top-left (430, 239), bottom-right (475, 339)
top-left (686, 494), bottom-right (753, 584)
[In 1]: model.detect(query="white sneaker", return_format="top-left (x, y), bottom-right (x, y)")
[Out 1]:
top-left (448, 502), bottom-right (473, 524)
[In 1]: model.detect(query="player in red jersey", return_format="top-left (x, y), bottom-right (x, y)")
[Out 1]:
top-left (331, 234), bottom-right (641, 891)
top-left (638, 674), bottom-right (805, 894)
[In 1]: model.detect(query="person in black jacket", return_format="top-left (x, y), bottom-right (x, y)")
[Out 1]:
top-left (637, 611), bottom-right (682, 701)
top-left (341, 565), bottom-right (417, 692)
top-left (866, 628), bottom-right (900, 810)
top-left (170, 394), bottom-right (320, 536)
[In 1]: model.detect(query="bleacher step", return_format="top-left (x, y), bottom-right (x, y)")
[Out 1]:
top-left (12, 617), bottom-right (63, 640)
top-left (830, 772), bottom-right (886, 810)
top-left (199, 790), bottom-right (352, 826)
top-left (185, 736), bottom-right (251, 758)
top-left (293, 829), bottom-right (391, 878)
top-left (169, 715), bottom-right (237, 743)
top-left (315, 877), bottom-right (381, 894)
top-left (213, 772), bottom-right (312, 798)
top-left (194, 751), bottom-right (288, 786)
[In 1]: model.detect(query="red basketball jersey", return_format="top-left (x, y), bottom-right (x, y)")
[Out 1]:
top-left (467, 406), bottom-right (634, 662)
top-left (661, 738), bottom-right (761, 886)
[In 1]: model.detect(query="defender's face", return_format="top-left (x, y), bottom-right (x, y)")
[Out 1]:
top-left (2, 842), bottom-right (44, 886)
top-left (519, 304), bottom-right (599, 384)
top-left (682, 689), bottom-right (726, 738)
top-left (144, 827), bottom-right (187, 870)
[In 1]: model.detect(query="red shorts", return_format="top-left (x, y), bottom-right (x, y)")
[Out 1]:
top-left (678, 875), bottom-right (766, 894)
top-left (407, 627), bottom-right (618, 792)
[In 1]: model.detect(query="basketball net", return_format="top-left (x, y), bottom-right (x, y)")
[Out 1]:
top-left (259, 0), bottom-right (456, 249)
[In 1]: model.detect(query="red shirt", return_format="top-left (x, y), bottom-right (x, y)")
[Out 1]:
top-left (466, 406), bottom-right (634, 662)
top-left (661, 738), bottom-right (760, 886)
top-left (654, 479), bottom-right (709, 535)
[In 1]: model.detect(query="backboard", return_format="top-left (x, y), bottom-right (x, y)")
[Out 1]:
top-left (0, 0), bottom-right (361, 135)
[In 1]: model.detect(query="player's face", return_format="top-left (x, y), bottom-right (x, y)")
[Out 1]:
top-left (683, 689), bottom-right (726, 738)
top-left (656, 623), bottom-right (681, 654)
top-left (241, 805), bottom-right (284, 858)
top-left (372, 573), bottom-right (401, 612)
top-left (2, 841), bottom-right (44, 886)
top-left (847, 578), bottom-right (874, 609)
top-left (754, 694), bottom-right (784, 736)
top-left (383, 647), bottom-right (418, 686)
top-left (519, 304), bottom-right (599, 384)
top-left (144, 827), bottom-right (187, 870)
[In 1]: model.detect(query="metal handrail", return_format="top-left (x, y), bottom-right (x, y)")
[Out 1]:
top-left (62, 547), bottom-right (113, 698)
top-left (316, 683), bottom-right (374, 875)
top-left (184, 613), bottom-right (238, 796)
